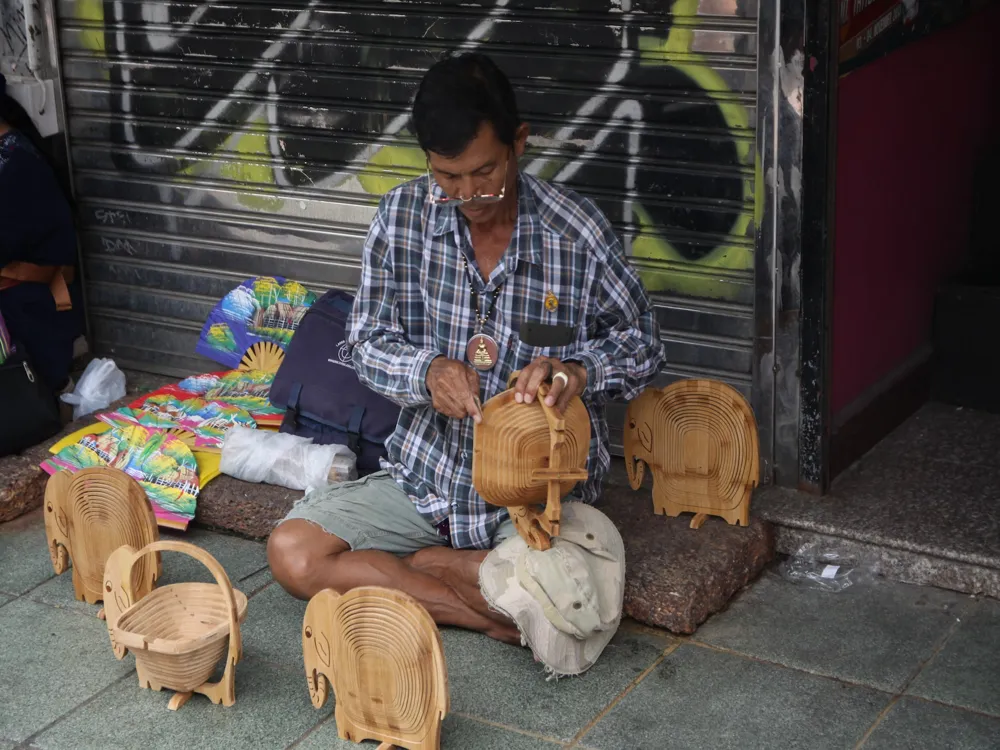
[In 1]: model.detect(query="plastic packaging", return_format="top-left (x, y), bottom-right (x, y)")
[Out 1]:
top-left (778, 541), bottom-right (877, 593)
top-left (220, 426), bottom-right (357, 492)
top-left (60, 358), bottom-right (127, 419)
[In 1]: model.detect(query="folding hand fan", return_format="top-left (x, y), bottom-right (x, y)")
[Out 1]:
top-left (96, 406), bottom-right (199, 452)
top-left (195, 276), bottom-right (317, 373)
top-left (98, 396), bottom-right (255, 453)
top-left (40, 425), bottom-right (200, 530)
top-left (174, 370), bottom-right (285, 427)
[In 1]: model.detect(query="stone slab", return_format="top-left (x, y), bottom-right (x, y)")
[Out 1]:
top-left (864, 698), bottom-right (1000, 750)
top-left (193, 474), bottom-right (301, 540)
top-left (773, 526), bottom-right (1000, 599)
top-left (754, 402), bottom-right (1000, 571)
top-left (594, 481), bottom-right (774, 634)
top-left (580, 644), bottom-right (889, 750)
top-left (693, 572), bottom-right (968, 692)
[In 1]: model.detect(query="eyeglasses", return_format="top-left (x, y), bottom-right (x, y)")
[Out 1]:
top-left (426, 154), bottom-right (510, 206)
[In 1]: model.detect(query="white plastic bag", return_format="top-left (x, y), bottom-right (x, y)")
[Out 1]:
top-left (220, 426), bottom-right (357, 492)
top-left (60, 358), bottom-right (127, 419)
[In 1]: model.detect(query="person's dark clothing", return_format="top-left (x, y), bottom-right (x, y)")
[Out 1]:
top-left (0, 129), bottom-right (84, 391)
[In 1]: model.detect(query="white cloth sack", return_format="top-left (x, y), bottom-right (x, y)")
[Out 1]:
top-left (220, 426), bottom-right (357, 492)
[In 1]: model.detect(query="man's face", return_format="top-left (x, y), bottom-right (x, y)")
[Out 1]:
top-left (427, 122), bottom-right (528, 225)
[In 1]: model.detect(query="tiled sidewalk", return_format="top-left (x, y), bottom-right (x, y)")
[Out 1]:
top-left (1, 510), bottom-right (997, 750)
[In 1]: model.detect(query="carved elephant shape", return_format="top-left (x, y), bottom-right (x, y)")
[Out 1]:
top-left (42, 468), bottom-right (161, 626)
top-left (623, 380), bottom-right (759, 529)
top-left (303, 586), bottom-right (449, 750)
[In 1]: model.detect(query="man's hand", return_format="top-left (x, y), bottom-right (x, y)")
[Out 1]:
top-left (513, 357), bottom-right (587, 414)
top-left (426, 357), bottom-right (484, 423)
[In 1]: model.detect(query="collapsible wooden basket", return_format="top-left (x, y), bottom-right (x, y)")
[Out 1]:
top-left (103, 540), bottom-right (248, 711)
top-left (473, 372), bottom-right (590, 550)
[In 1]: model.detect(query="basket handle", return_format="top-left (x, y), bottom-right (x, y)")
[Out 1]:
top-left (127, 540), bottom-right (242, 663)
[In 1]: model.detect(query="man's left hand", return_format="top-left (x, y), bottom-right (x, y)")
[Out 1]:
top-left (513, 357), bottom-right (587, 413)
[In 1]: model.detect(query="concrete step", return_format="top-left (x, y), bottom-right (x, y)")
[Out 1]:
top-left (752, 401), bottom-right (1000, 599)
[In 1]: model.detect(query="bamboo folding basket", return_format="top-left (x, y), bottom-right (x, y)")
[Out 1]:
top-left (473, 372), bottom-right (590, 550)
top-left (103, 540), bottom-right (248, 711)
top-left (43, 467), bottom-right (161, 632)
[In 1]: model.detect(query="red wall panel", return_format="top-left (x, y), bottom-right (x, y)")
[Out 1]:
top-left (831, 5), bottom-right (1000, 416)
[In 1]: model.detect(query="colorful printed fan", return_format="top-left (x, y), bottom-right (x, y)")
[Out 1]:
top-left (98, 395), bottom-right (256, 453)
top-left (40, 425), bottom-right (200, 530)
top-left (173, 369), bottom-right (285, 427)
top-left (195, 276), bottom-right (316, 373)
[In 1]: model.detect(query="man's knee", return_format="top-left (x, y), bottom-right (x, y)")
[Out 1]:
top-left (267, 520), bottom-right (346, 598)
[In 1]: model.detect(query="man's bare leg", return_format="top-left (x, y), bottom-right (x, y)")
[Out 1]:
top-left (267, 520), bottom-right (520, 644)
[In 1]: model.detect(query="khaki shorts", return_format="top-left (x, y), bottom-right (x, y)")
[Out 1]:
top-left (278, 471), bottom-right (517, 555)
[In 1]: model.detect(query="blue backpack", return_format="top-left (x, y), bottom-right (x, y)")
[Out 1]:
top-left (269, 290), bottom-right (401, 474)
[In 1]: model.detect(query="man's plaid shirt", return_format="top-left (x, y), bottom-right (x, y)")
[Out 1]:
top-left (347, 172), bottom-right (665, 550)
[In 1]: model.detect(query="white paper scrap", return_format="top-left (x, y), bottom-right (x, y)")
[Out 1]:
top-left (820, 565), bottom-right (840, 579)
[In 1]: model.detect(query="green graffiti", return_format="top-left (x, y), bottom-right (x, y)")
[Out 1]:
top-left (631, 0), bottom-right (758, 301)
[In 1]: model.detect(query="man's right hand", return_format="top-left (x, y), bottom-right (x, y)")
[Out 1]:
top-left (425, 357), bottom-right (483, 423)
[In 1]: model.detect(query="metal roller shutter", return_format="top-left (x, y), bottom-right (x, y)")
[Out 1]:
top-left (54, 0), bottom-right (759, 452)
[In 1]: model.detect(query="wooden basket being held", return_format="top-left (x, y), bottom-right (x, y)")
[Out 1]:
top-left (103, 540), bottom-right (248, 711)
top-left (473, 371), bottom-right (590, 550)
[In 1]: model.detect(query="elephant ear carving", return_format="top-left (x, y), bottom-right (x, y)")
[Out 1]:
top-left (102, 545), bottom-right (139, 660)
top-left (43, 472), bottom-right (74, 575)
top-left (303, 588), bottom-right (340, 708)
top-left (638, 422), bottom-right (654, 454)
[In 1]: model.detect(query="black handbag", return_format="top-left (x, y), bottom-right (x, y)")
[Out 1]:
top-left (0, 344), bottom-right (62, 457)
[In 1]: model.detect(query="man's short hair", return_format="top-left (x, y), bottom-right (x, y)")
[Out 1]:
top-left (411, 52), bottom-right (521, 158)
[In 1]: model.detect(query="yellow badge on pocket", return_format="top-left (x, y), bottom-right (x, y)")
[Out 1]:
top-left (544, 290), bottom-right (558, 312)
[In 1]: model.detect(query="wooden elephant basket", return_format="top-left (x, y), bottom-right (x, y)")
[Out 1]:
top-left (472, 371), bottom-right (590, 550)
top-left (303, 586), bottom-right (449, 750)
top-left (624, 379), bottom-right (759, 528)
top-left (43, 467), bottom-right (161, 625)
top-left (103, 540), bottom-right (248, 711)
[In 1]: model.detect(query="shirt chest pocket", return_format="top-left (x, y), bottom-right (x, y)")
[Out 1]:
top-left (508, 281), bottom-right (586, 370)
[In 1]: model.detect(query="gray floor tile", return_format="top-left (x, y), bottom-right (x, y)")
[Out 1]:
top-left (294, 714), bottom-right (565, 749)
top-left (33, 657), bottom-right (323, 750)
top-left (0, 598), bottom-right (134, 743)
top-left (442, 627), bottom-right (666, 742)
top-left (863, 698), bottom-right (1000, 750)
top-left (155, 527), bottom-right (268, 586)
top-left (907, 598), bottom-right (1000, 716)
top-left (240, 567), bottom-right (274, 598)
top-left (582, 644), bottom-right (889, 750)
top-left (695, 573), bottom-right (965, 691)
top-left (240, 581), bottom-right (308, 669)
top-left (0, 513), bottom-right (56, 596)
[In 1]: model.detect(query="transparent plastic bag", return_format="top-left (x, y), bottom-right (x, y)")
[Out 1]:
top-left (220, 426), bottom-right (357, 491)
top-left (778, 541), bottom-right (876, 592)
top-left (60, 358), bottom-right (127, 419)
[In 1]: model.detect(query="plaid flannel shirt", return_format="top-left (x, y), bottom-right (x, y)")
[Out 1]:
top-left (347, 172), bottom-right (665, 550)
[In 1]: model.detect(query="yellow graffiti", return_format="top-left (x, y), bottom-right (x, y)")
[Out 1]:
top-left (219, 124), bottom-right (285, 212)
top-left (632, 0), bottom-right (759, 301)
top-left (357, 141), bottom-right (425, 196)
top-left (76, 0), bottom-right (106, 54)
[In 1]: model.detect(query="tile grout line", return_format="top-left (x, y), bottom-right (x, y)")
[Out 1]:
top-left (904, 692), bottom-right (1000, 722)
top-left (564, 640), bottom-right (682, 749)
top-left (449, 712), bottom-right (571, 746)
top-left (284, 712), bottom-right (337, 750)
top-left (852, 598), bottom-right (975, 750)
top-left (684, 638), bottom-right (898, 695)
top-left (13, 669), bottom-right (137, 749)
